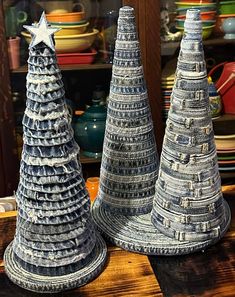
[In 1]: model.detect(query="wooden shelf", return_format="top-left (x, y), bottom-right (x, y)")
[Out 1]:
top-left (161, 37), bottom-right (235, 56)
top-left (80, 151), bottom-right (101, 164)
top-left (213, 114), bottom-right (235, 135)
top-left (11, 62), bottom-right (113, 74)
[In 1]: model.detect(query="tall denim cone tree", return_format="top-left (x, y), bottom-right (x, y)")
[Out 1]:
top-left (92, 6), bottom-right (161, 254)
top-left (4, 13), bottom-right (107, 293)
top-left (150, 9), bottom-right (231, 255)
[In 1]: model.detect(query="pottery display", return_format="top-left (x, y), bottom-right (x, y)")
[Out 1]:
top-left (22, 29), bottom-right (99, 53)
top-left (73, 98), bottom-right (107, 158)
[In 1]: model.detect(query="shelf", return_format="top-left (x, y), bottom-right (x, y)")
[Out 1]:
top-left (161, 37), bottom-right (235, 56)
top-left (220, 171), bottom-right (235, 181)
top-left (213, 114), bottom-right (235, 135)
top-left (80, 151), bottom-right (101, 164)
top-left (11, 62), bottom-right (113, 74)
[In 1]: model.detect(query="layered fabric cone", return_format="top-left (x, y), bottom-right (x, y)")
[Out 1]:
top-left (4, 13), bottom-right (107, 293)
top-left (92, 6), bottom-right (161, 254)
top-left (150, 9), bottom-right (231, 255)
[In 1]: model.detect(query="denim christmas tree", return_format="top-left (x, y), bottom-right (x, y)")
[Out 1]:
top-left (92, 6), bottom-right (161, 254)
top-left (151, 9), bottom-right (231, 254)
top-left (4, 13), bottom-right (107, 292)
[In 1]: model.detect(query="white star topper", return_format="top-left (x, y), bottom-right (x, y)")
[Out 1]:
top-left (23, 12), bottom-right (60, 50)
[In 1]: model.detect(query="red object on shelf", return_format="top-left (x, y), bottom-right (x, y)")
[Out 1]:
top-left (209, 62), bottom-right (235, 114)
top-left (57, 48), bottom-right (97, 65)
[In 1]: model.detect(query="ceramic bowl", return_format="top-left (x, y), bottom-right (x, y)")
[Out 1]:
top-left (175, 2), bottom-right (216, 9)
top-left (219, 1), bottom-right (235, 15)
top-left (175, 18), bottom-right (215, 28)
top-left (176, 25), bottom-right (215, 39)
top-left (49, 20), bottom-right (87, 26)
top-left (57, 48), bottom-right (97, 65)
top-left (21, 29), bottom-right (99, 53)
top-left (176, 11), bottom-right (216, 20)
top-left (46, 11), bottom-right (85, 23)
top-left (176, 5), bottom-right (216, 15)
top-left (53, 22), bottom-right (89, 36)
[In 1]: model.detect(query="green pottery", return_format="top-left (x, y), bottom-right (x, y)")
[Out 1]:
top-left (73, 99), bottom-right (107, 158)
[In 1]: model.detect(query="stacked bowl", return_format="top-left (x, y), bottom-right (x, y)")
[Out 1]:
top-left (22, 3), bottom-right (98, 64)
top-left (161, 59), bottom-right (176, 122)
top-left (175, 1), bottom-right (216, 39)
top-left (215, 1), bottom-right (235, 36)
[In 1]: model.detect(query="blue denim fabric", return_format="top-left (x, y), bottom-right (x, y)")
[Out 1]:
top-left (22, 113), bottom-right (70, 131)
top-left (100, 60), bottom-right (158, 213)
top-left (151, 9), bottom-right (230, 243)
top-left (5, 41), bottom-right (102, 280)
top-left (27, 89), bottom-right (65, 102)
top-left (20, 159), bottom-right (80, 176)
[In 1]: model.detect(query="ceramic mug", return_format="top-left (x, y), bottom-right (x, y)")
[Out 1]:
top-left (5, 6), bottom-right (27, 38)
top-left (86, 177), bottom-right (99, 202)
top-left (7, 36), bottom-right (21, 70)
top-left (37, 0), bottom-right (84, 14)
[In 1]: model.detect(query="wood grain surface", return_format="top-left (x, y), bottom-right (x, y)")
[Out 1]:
top-left (149, 189), bottom-right (235, 297)
top-left (0, 246), bottom-right (162, 297)
top-left (0, 188), bottom-right (234, 296)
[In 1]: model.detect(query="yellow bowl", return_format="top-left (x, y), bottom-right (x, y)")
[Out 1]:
top-left (21, 29), bottom-right (99, 53)
top-left (176, 25), bottom-right (215, 39)
top-left (54, 22), bottom-right (89, 36)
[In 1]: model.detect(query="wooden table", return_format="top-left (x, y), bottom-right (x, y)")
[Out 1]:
top-left (0, 187), bottom-right (234, 297)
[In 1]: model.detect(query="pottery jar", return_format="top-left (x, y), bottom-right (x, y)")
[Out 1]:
top-left (73, 98), bottom-right (107, 158)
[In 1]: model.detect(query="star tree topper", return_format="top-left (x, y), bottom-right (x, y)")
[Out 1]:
top-left (24, 12), bottom-right (60, 50)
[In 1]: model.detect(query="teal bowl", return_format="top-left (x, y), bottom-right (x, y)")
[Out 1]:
top-left (219, 1), bottom-right (235, 15)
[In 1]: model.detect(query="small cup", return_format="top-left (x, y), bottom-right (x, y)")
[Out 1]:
top-left (7, 36), bottom-right (21, 70)
top-left (86, 177), bottom-right (99, 202)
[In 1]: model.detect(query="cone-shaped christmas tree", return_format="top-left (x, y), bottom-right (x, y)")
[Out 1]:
top-left (4, 13), bottom-right (107, 292)
top-left (92, 6), bottom-right (161, 254)
top-left (151, 9), bottom-right (231, 254)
